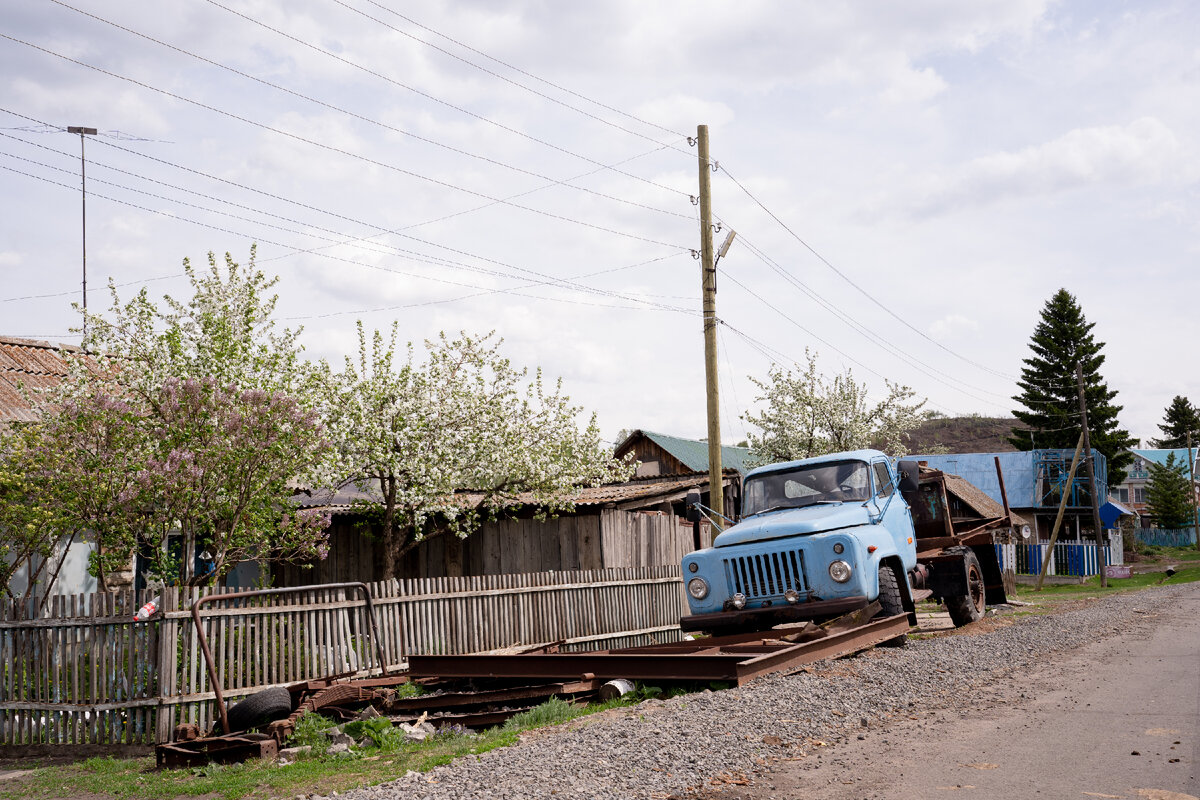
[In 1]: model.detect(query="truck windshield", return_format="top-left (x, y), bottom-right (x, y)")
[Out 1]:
top-left (743, 460), bottom-right (872, 517)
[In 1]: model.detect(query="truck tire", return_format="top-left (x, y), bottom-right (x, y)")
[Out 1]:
top-left (946, 549), bottom-right (986, 627)
top-left (876, 563), bottom-right (907, 647)
top-left (221, 686), bottom-right (293, 733)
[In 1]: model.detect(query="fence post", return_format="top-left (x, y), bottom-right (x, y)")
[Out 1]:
top-left (154, 588), bottom-right (174, 744)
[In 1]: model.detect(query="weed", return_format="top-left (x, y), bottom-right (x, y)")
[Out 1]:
top-left (501, 696), bottom-right (579, 730)
top-left (290, 712), bottom-right (336, 752)
top-left (343, 716), bottom-right (399, 748)
top-left (394, 681), bottom-right (425, 699)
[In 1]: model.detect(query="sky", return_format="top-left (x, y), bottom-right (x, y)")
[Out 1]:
top-left (2, 0), bottom-right (1198, 449)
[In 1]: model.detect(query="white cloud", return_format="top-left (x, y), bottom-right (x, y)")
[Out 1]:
top-left (929, 314), bottom-right (979, 339)
top-left (881, 117), bottom-right (1186, 219)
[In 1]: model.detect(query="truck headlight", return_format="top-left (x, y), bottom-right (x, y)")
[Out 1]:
top-left (731, 593), bottom-right (747, 609)
top-left (687, 577), bottom-right (709, 599)
top-left (828, 560), bottom-right (852, 583)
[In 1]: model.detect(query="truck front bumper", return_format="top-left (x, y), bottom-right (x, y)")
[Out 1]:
top-left (679, 595), bottom-right (869, 634)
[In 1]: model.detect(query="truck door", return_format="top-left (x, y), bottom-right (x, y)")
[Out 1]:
top-left (872, 459), bottom-right (917, 569)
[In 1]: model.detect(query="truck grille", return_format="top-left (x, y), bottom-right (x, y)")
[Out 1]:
top-left (723, 549), bottom-right (809, 600)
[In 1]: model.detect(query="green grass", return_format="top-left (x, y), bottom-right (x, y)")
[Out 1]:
top-left (0, 692), bottom-right (649, 800)
top-left (1012, 562), bottom-right (1200, 604)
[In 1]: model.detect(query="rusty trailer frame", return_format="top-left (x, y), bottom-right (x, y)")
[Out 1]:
top-left (406, 614), bottom-right (910, 686)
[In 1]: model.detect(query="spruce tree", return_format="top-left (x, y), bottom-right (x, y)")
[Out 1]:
top-left (1150, 395), bottom-right (1200, 449)
top-left (1145, 453), bottom-right (1196, 529)
top-left (1008, 288), bottom-right (1135, 484)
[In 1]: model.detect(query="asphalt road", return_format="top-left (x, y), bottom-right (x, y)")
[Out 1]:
top-left (709, 585), bottom-right (1200, 800)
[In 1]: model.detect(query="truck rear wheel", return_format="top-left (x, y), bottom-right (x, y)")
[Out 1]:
top-left (946, 549), bottom-right (986, 627)
top-left (876, 563), bottom-right (907, 647)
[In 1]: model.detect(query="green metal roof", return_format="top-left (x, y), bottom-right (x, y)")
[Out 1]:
top-left (1131, 448), bottom-right (1199, 470)
top-left (639, 430), bottom-right (756, 475)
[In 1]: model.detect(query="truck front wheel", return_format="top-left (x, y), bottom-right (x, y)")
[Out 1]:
top-left (945, 549), bottom-right (986, 626)
top-left (876, 563), bottom-right (907, 647)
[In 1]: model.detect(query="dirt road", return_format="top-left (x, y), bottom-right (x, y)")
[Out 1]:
top-left (703, 585), bottom-right (1199, 800)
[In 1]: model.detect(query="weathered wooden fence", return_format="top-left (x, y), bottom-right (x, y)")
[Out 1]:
top-left (1135, 527), bottom-right (1197, 547)
top-left (0, 566), bottom-right (687, 753)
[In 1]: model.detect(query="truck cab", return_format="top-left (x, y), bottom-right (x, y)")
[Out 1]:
top-left (680, 449), bottom-right (919, 633)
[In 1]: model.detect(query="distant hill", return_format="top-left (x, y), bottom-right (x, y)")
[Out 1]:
top-left (900, 416), bottom-right (1019, 455)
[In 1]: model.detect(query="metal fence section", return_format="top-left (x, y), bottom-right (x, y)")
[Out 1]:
top-left (995, 541), bottom-right (1119, 577)
top-left (1135, 528), bottom-right (1197, 547)
top-left (0, 566), bottom-right (687, 752)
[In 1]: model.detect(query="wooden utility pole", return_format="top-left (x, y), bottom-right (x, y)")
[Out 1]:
top-left (1075, 363), bottom-right (1108, 587)
top-left (1188, 431), bottom-right (1200, 552)
top-left (1036, 433), bottom-right (1084, 591)
top-left (696, 124), bottom-right (723, 521)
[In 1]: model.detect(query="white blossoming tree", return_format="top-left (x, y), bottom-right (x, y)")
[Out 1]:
top-left (3, 248), bottom-right (331, 591)
top-left (743, 350), bottom-right (927, 463)
top-left (323, 323), bottom-right (634, 579)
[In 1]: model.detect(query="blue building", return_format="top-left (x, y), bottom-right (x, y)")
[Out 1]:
top-left (909, 449), bottom-right (1108, 542)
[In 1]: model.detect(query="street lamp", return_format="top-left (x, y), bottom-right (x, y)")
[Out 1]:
top-left (67, 125), bottom-right (97, 343)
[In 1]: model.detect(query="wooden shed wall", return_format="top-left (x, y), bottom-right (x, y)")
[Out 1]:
top-left (598, 509), bottom-right (710, 568)
top-left (275, 508), bottom-right (702, 585)
top-left (623, 439), bottom-right (689, 477)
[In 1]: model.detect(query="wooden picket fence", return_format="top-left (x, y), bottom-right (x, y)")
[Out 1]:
top-left (0, 566), bottom-right (687, 753)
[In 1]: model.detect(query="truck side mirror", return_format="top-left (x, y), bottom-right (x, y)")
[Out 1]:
top-left (897, 460), bottom-right (920, 493)
top-left (684, 490), bottom-right (702, 523)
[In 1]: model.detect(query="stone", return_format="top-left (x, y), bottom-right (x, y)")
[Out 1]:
top-left (325, 730), bottom-right (354, 748)
top-left (327, 742), bottom-right (351, 756)
top-left (278, 746), bottom-right (312, 760)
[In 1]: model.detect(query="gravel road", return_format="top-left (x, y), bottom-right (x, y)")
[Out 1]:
top-left (335, 584), bottom-right (1193, 800)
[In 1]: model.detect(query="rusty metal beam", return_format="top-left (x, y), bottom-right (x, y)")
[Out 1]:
top-left (733, 614), bottom-right (910, 683)
top-left (387, 679), bottom-right (602, 712)
top-left (679, 596), bottom-right (869, 633)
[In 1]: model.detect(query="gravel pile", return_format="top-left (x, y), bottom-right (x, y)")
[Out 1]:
top-left (335, 584), bottom-right (1190, 800)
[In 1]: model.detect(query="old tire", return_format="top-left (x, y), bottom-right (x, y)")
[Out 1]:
top-left (946, 549), bottom-right (986, 627)
top-left (222, 686), bottom-right (293, 733)
top-left (876, 563), bottom-right (907, 647)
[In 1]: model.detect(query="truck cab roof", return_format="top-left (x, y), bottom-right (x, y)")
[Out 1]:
top-left (744, 449), bottom-right (889, 481)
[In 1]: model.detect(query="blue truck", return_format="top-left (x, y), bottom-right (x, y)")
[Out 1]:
top-left (680, 449), bottom-right (1008, 641)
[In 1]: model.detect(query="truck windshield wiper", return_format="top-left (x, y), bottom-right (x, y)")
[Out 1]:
top-left (745, 504), bottom-right (793, 518)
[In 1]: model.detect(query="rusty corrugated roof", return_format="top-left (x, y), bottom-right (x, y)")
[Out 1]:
top-left (942, 470), bottom-right (1029, 528)
top-left (0, 336), bottom-right (81, 423)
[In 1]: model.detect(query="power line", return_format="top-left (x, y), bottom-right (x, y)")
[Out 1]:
top-left (1, 33), bottom-right (689, 251)
top-left (47, 0), bottom-right (691, 223)
top-left (728, 233), bottom-right (1018, 407)
top-left (716, 162), bottom-right (1022, 382)
top-left (714, 213), bottom-right (1084, 407)
top-left (0, 119), bottom-right (693, 311)
top-left (717, 319), bottom-right (965, 418)
top-left (199, 0), bottom-right (692, 199)
top-left (341, 0), bottom-right (687, 144)
top-left (0, 161), bottom-right (698, 316)
top-left (366, 3), bottom-right (685, 140)
top-left (283, 252), bottom-right (688, 321)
